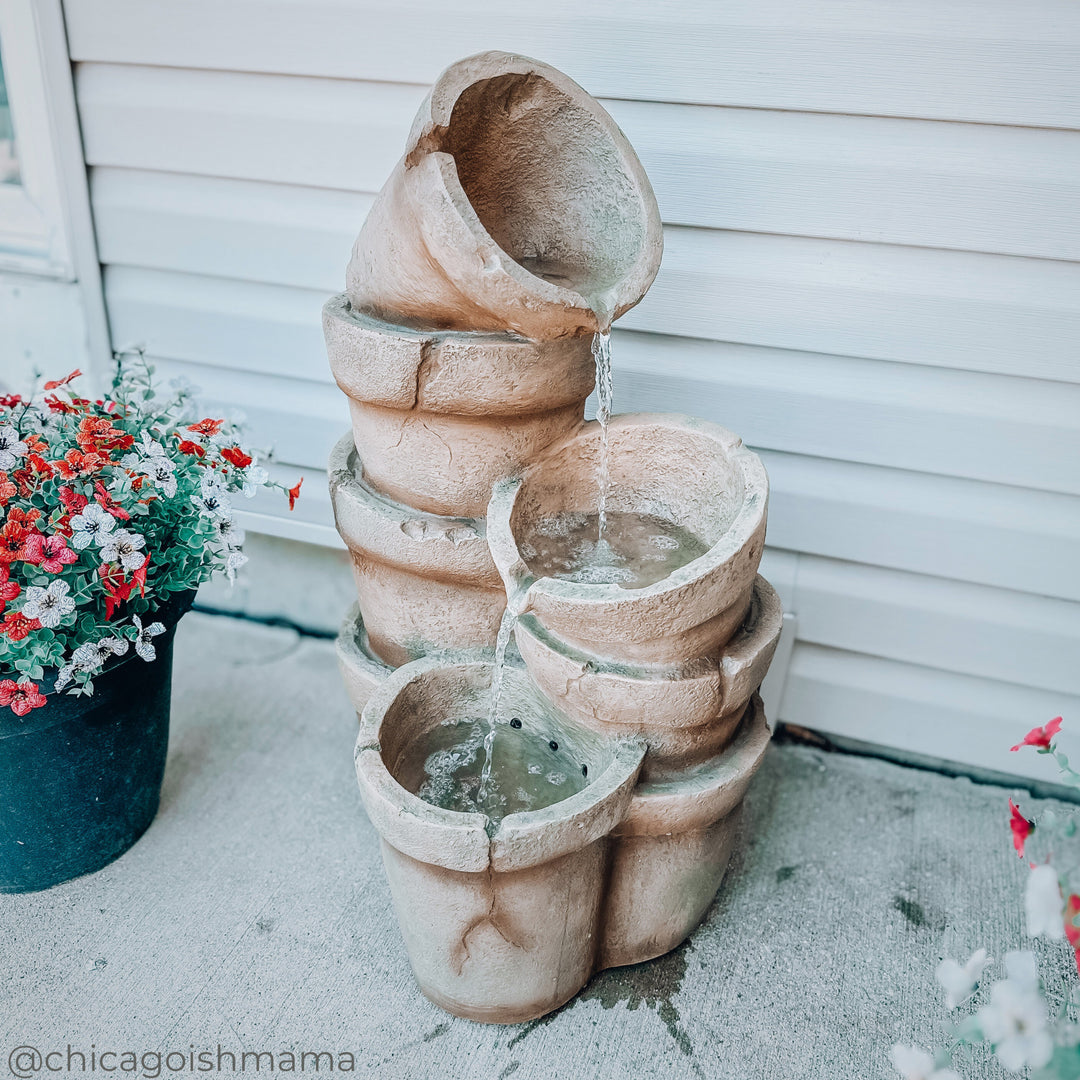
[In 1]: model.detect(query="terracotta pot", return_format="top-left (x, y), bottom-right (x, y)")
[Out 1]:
top-left (487, 413), bottom-right (769, 663)
top-left (325, 297), bottom-right (593, 517)
top-left (355, 655), bottom-right (646, 1023)
top-left (335, 604), bottom-right (393, 717)
top-left (514, 576), bottom-right (782, 779)
top-left (0, 591), bottom-right (194, 893)
top-left (345, 52), bottom-right (663, 339)
top-left (599, 694), bottom-right (772, 969)
top-left (328, 433), bottom-right (505, 665)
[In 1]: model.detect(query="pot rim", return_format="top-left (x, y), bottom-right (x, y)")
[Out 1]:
top-left (413, 50), bottom-right (664, 329)
top-left (354, 653), bottom-right (645, 873)
top-left (486, 413), bottom-right (769, 614)
top-left (329, 433), bottom-right (500, 584)
top-left (0, 588), bottom-right (195, 741)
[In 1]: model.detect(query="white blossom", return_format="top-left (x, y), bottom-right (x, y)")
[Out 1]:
top-left (20, 580), bottom-right (75, 629)
top-left (132, 614), bottom-right (165, 662)
top-left (99, 528), bottom-right (146, 572)
top-left (889, 1044), bottom-right (960, 1080)
top-left (0, 424), bottom-right (27, 470)
top-left (935, 948), bottom-right (991, 1010)
top-left (122, 432), bottom-right (177, 498)
top-left (977, 951), bottom-right (1053, 1072)
top-left (224, 548), bottom-right (248, 583)
top-left (196, 469), bottom-right (231, 518)
top-left (241, 465), bottom-right (269, 499)
top-left (69, 502), bottom-right (116, 550)
top-left (1025, 864), bottom-right (1065, 940)
top-left (55, 636), bottom-right (130, 690)
top-left (213, 515), bottom-right (245, 549)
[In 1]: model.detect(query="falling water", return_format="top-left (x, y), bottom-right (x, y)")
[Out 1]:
top-left (592, 328), bottom-right (613, 543)
top-left (478, 605), bottom-right (518, 799)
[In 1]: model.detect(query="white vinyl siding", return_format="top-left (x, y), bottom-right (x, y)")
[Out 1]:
top-left (61, 0), bottom-right (1080, 782)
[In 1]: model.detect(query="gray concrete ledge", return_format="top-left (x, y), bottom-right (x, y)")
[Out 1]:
top-left (1, 613), bottom-right (1073, 1079)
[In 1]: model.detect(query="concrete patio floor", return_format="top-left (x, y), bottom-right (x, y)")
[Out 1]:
top-left (2, 611), bottom-right (1075, 1080)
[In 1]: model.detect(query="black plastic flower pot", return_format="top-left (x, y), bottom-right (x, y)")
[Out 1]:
top-left (0, 591), bottom-right (195, 893)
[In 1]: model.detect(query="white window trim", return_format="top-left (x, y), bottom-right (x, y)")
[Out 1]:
top-left (0, 0), bottom-right (109, 364)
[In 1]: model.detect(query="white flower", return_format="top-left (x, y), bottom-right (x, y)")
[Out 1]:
top-left (121, 432), bottom-right (177, 498)
top-left (132, 614), bottom-right (165, 662)
top-left (889, 1044), bottom-right (959, 1080)
top-left (20, 580), bottom-right (75, 629)
top-left (213, 515), bottom-right (244, 548)
top-left (99, 528), bottom-right (146, 572)
top-left (196, 469), bottom-right (231, 517)
top-left (55, 636), bottom-right (130, 690)
top-left (72, 636), bottom-right (129, 672)
top-left (0, 424), bottom-right (27, 470)
top-left (977, 951), bottom-right (1053, 1072)
top-left (224, 548), bottom-right (248, 583)
top-left (1025, 864), bottom-right (1065, 940)
top-left (69, 502), bottom-right (116, 550)
top-left (241, 465), bottom-right (269, 499)
top-left (936, 948), bottom-right (991, 1009)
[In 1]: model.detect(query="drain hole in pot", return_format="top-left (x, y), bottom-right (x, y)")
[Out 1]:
top-left (581, 764), bottom-right (588, 777)
top-left (549, 740), bottom-right (559, 752)
top-left (510, 717), bottom-right (522, 729)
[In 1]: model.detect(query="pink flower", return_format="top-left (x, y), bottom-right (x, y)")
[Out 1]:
top-left (1011, 717), bottom-right (1063, 752)
top-left (1010, 799), bottom-right (1034, 857)
top-left (0, 678), bottom-right (47, 717)
top-left (20, 533), bottom-right (77, 574)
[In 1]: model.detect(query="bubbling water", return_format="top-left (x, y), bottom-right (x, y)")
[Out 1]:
top-left (520, 510), bottom-right (709, 590)
top-left (399, 717), bottom-right (590, 825)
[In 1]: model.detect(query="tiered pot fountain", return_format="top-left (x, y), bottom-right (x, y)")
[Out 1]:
top-left (328, 51), bottom-right (782, 1023)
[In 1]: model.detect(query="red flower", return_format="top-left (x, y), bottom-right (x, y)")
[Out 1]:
top-left (131, 553), bottom-right (151, 597)
top-left (0, 678), bottom-right (47, 717)
top-left (187, 418), bottom-right (223, 438)
top-left (221, 445), bottom-right (252, 469)
top-left (0, 565), bottom-right (19, 609)
top-left (0, 472), bottom-right (15, 506)
top-left (1011, 717), bottom-right (1063, 753)
top-left (21, 533), bottom-right (77, 574)
top-left (0, 393), bottom-right (22, 408)
top-left (98, 565), bottom-right (135, 620)
top-left (76, 415), bottom-right (133, 453)
top-left (43, 369), bottom-right (82, 390)
top-left (52, 448), bottom-right (109, 478)
top-left (57, 485), bottom-right (89, 514)
top-left (93, 481), bottom-right (131, 521)
top-left (44, 394), bottom-right (81, 414)
top-left (0, 611), bottom-right (40, 641)
top-left (1065, 894), bottom-right (1080, 975)
top-left (1010, 798), bottom-right (1034, 857)
top-left (288, 478), bottom-right (303, 511)
top-left (0, 509), bottom-right (41, 564)
top-left (177, 439), bottom-right (205, 458)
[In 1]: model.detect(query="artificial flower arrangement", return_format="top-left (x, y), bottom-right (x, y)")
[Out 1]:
top-left (892, 717), bottom-right (1080, 1080)
top-left (0, 354), bottom-right (301, 715)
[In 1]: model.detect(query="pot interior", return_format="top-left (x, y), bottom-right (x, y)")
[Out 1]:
top-left (443, 72), bottom-right (647, 305)
top-left (378, 662), bottom-right (614, 824)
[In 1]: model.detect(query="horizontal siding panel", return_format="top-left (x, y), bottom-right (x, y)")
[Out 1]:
top-left (792, 556), bottom-right (1080, 697)
top-left (629, 229), bottom-right (1080, 383)
top-left (79, 68), bottom-right (1080, 260)
top-left (763, 451), bottom-right (1080, 602)
top-left (782, 643), bottom-right (1080, 783)
top-left (103, 265), bottom-right (1080, 496)
top-left (64, 0), bottom-right (1080, 128)
top-left (90, 171), bottom-right (1080, 383)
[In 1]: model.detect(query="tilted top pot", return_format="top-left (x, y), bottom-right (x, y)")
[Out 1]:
top-left (346, 51), bottom-right (663, 340)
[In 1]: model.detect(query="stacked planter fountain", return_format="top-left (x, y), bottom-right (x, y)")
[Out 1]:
top-left (328, 51), bottom-right (783, 1023)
